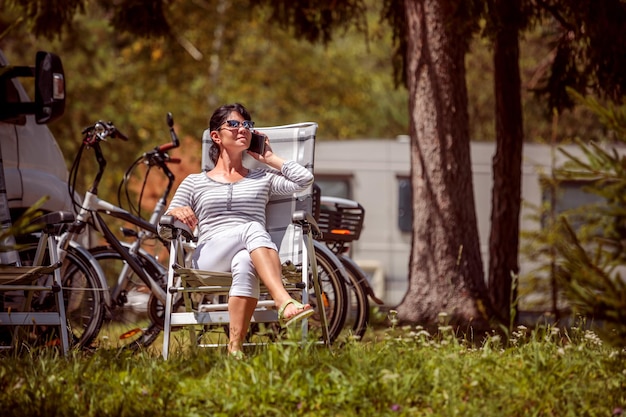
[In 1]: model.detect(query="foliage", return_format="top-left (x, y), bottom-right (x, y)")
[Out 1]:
top-left (479, 23), bottom-right (616, 144)
top-left (562, 89), bottom-right (626, 140)
top-left (553, 219), bottom-right (626, 345)
top-left (381, 0), bottom-right (626, 116)
top-left (552, 109), bottom-right (626, 344)
top-left (530, 0), bottom-right (626, 111)
top-left (249, 0), bottom-right (368, 44)
top-left (1, 0), bottom-right (616, 200)
top-left (520, 90), bottom-right (626, 346)
top-left (3, 0), bottom-right (85, 39)
top-left (0, 0), bottom-right (409, 203)
top-left (518, 184), bottom-right (568, 314)
top-left (475, 0), bottom-right (626, 115)
top-left (0, 197), bottom-right (47, 253)
top-left (0, 324), bottom-right (624, 416)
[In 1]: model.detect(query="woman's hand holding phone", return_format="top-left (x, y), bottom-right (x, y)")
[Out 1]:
top-left (248, 132), bottom-right (286, 170)
top-left (248, 131), bottom-right (267, 155)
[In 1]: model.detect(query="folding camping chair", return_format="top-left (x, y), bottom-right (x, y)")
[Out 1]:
top-left (0, 211), bottom-right (73, 354)
top-left (158, 122), bottom-right (330, 359)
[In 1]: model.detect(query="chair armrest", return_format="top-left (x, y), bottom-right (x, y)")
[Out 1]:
top-left (292, 210), bottom-right (322, 239)
top-left (158, 215), bottom-right (196, 242)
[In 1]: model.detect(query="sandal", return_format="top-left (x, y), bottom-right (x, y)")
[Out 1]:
top-left (278, 299), bottom-right (315, 327)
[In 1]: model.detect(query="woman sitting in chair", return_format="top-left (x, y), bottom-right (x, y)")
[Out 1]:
top-left (165, 103), bottom-right (315, 357)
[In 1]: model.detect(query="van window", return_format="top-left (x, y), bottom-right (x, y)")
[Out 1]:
top-left (315, 175), bottom-right (352, 199)
top-left (541, 180), bottom-right (606, 229)
top-left (398, 176), bottom-right (412, 232)
top-left (0, 71), bottom-right (26, 125)
top-left (548, 181), bottom-right (604, 212)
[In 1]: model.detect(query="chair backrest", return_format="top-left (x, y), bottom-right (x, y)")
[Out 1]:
top-left (201, 122), bottom-right (317, 265)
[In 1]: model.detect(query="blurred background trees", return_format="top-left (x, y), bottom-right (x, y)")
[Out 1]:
top-left (2, 0), bottom-right (625, 337)
top-left (2, 0), bottom-right (615, 182)
top-left (2, 1), bottom-right (414, 207)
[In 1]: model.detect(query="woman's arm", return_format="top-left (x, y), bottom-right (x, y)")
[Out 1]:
top-left (270, 160), bottom-right (314, 195)
top-left (164, 175), bottom-right (199, 229)
top-left (246, 133), bottom-right (314, 194)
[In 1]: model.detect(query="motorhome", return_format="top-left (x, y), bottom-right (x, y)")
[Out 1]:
top-left (314, 137), bottom-right (606, 307)
top-left (1, 49), bottom-right (71, 265)
top-left (0, 49), bottom-right (71, 222)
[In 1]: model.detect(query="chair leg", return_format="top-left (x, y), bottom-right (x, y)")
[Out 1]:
top-left (304, 231), bottom-right (330, 347)
top-left (162, 240), bottom-right (178, 360)
top-left (49, 234), bottom-right (70, 355)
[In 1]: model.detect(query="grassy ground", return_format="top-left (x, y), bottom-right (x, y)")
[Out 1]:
top-left (0, 321), bottom-right (624, 417)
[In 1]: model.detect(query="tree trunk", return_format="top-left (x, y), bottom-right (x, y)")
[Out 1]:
top-left (488, 0), bottom-right (524, 324)
top-left (397, 0), bottom-right (492, 330)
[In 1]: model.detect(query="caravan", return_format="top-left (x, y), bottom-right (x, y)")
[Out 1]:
top-left (0, 49), bottom-right (73, 225)
top-left (313, 137), bottom-right (607, 306)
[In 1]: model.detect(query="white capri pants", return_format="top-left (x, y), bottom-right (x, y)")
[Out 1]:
top-left (191, 222), bottom-right (277, 299)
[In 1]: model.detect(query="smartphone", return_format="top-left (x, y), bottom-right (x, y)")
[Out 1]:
top-left (248, 132), bottom-right (266, 154)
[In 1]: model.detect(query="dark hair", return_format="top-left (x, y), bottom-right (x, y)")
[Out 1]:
top-left (208, 103), bottom-right (252, 164)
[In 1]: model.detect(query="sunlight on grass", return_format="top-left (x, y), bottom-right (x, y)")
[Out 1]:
top-left (0, 320), bottom-right (624, 417)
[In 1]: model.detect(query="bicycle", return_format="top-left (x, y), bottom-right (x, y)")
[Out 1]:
top-left (57, 113), bottom-right (180, 349)
top-left (315, 190), bottom-right (384, 338)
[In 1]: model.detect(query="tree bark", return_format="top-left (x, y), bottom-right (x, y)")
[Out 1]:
top-left (397, 0), bottom-right (491, 330)
top-left (488, 0), bottom-right (524, 323)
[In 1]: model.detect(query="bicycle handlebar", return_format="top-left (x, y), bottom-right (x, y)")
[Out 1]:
top-left (82, 112), bottom-right (179, 151)
top-left (82, 120), bottom-right (128, 145)
top-left (74, 113), bottom-right (181, 208)
top-left (150, 112), bottom-right (180, 158)
top-left (141, 149), bottom-right (181, 167)
top-left (82, 113), bottom-right (180, 168)
top-left (156, 142), bottom-right (177, 152)
top-left (143, 112), bottom-right (180, 167)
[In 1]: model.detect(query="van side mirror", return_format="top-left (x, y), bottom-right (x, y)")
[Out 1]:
top-left (35, 51), bottom-right (66, 124)
top-left (0, 51), bottom-right (66, 124)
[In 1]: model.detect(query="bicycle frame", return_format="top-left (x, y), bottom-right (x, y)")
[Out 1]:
top-left (59, 125), bottom-right (178, 310)
top-left (65, 189), bottom-right (167, 305)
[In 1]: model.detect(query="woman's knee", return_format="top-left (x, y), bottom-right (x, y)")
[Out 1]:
top-left (242, 222), bottom-right (277, 252)
top-left (231, 250), bottom-right (260, 298)
top-left (232, 250), bottom-right (255, 275)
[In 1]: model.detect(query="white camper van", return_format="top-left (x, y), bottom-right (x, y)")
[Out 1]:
top-left (0, 49), bottom-right (72, 223)
top-left (314, 137), bottom-right (618, 307)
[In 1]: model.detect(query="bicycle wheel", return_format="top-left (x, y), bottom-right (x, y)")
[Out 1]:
top-left (13, 240), bottom-right (105, 349)
top-left (89, 246), bottom-right (166, 349)
top-left (309, 242), bottom-right (348, 343)
top-left (337, 255), bottom-right (370, 338)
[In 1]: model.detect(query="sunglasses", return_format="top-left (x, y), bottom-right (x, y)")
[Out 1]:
top-left (219, 120), bottom-right (255, 130)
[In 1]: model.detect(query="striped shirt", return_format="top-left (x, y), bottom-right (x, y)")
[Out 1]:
top-left (167, 160), bottom-right (314, 243)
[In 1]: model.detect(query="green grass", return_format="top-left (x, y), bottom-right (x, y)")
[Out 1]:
top-left (0, 323), bottom-right (624, 417)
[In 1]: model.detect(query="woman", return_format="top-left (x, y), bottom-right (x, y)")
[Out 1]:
top-left (165, 103), bottom-right (314, 357)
